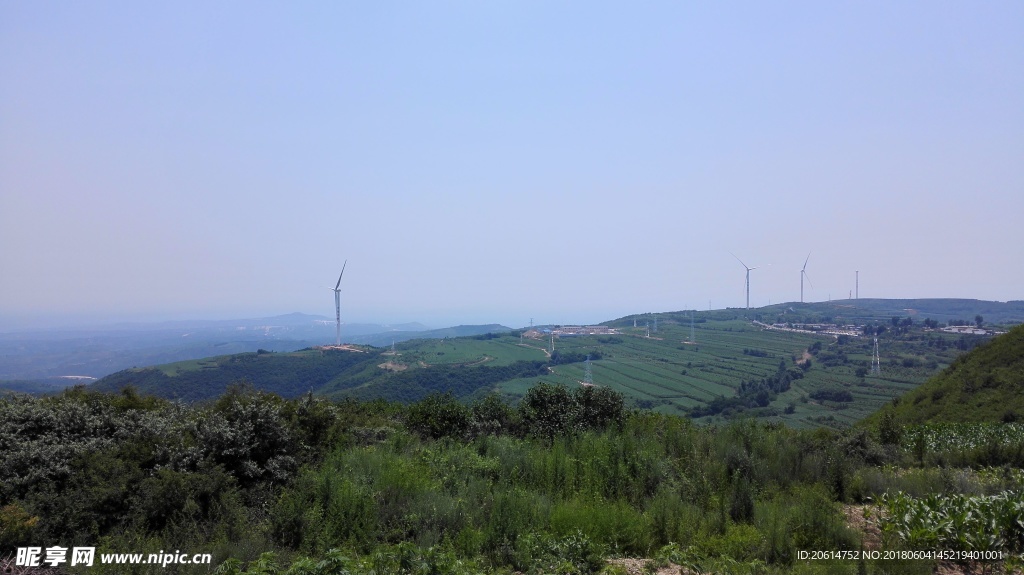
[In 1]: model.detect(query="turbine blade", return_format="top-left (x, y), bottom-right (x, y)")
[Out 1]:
top-left (729, 252), bottom-right (749, 270)
top-left (802, 251), bottom-right (811, 272)
top-left (335, 260), bottom-right (347, 289)
top-left (805, 272), bottom-right (814, 289)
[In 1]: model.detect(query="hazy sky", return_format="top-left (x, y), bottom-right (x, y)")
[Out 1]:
top-left (2, 2), bottom-right (1022, 329)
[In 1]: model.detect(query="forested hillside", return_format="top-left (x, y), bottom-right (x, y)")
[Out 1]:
top-left (91, 348), bottom-right (380, 401)
top-left (867, 323), bottom-right (1024, 425)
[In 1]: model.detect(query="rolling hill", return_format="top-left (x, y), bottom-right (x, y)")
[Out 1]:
top-left (88, 299), bottom-right (1008, 427)
top-left (865, 322), bottom-right (1024, 425)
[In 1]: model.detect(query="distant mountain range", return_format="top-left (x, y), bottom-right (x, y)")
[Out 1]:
top-left (0, 312), bottom-right (508, 382)
top-left (790, 298), bottom-right (1024, 325)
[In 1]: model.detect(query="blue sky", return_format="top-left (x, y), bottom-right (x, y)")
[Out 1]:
top-left (2, 2), bottom-right (1022, 329)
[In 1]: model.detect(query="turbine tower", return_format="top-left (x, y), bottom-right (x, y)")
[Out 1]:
top-left (331, 261), bottom-right (347, 346)
top-left (800, 252), bottom-right (813, 303)
top-left (871, 337), bottom-right (881, 375)
top-left (730, 253), bottom-right (758, 311)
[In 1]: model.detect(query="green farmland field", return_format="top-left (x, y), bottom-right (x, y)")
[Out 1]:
top-left (385, 316), bottom-right (969, 428)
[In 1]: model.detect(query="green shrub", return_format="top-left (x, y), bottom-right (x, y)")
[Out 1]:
top-left (405, 392), bottom-right (470, 440)
top-left (549, 498), bottom-right (649, 555)
top-left (483, 488), bottom-right (547, 567)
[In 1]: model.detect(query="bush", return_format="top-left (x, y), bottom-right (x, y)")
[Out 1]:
top-left (549, 498), bottom-right (649, 554)
top-left (405, 392), bottom-right (470, 440)
top-left (0, 503), bottom-right (38, 552)
top-left (517, 383), bottom-right (625, 440)
top-left (470, 393), bottom-right (515, 436)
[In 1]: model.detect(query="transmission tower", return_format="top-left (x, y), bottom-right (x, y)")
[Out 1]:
top-left (550, 333), bottom-right (554, 353)
top-left (653, 317), bottom-right (658, 333)
top-left (690, 312), bottom-right (695, 342)
top-left (646, 321), bottom-right (650, 337)
top-left (871, 337), bottom-right (881, 374)
top-left (583, 354), bottom-right (593, 386)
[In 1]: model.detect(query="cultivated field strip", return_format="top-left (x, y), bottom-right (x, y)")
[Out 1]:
top-left (469, 317), bottom-right (964, 425)
top-left (599, 360), bottom-right (734, 400)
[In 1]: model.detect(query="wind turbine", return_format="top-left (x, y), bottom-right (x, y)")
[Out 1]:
top-left (331, 261), bottom-right (347, 346)
top-left (800, 252), bottom-right (813, 303)
top-left (730, 253), bottom-right (758, 311)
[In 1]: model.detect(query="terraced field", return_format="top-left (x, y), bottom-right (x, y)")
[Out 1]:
top-left (398, 337), bottom-right (549, 367)
top-left (401, 317), bottom-right (963, 427)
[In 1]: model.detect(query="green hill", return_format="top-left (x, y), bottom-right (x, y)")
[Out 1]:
top-left (91, 347), bottom-right (383, 402)
top-left (866, 323), bottom-right (1024, 425)
top-left (90, 300), bottom-right (1004, 427)
top-left (347, 324), bottom-right (512, 346)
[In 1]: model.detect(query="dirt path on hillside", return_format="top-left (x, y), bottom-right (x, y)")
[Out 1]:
top-left (419, 356), bottom-right (494, 368)
top-left (517, 343), bottom-right (551, 358)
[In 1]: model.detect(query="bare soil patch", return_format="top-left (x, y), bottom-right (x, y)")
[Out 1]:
top-left (605, 558), bottom-right (695, 575)
top-left (843, 504), bottom-right (883, 550)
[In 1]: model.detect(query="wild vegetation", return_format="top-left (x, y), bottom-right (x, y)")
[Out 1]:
top-left (3, 377), bottom-right (1024, 574)
top-left (866, 322), bottom-right (1024, 426)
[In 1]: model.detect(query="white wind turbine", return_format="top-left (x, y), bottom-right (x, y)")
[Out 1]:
top-left (801, 252), bottom-right (813, 303)
top-left (331, 261), bottom-right (347, 346)
top-left (730, 253), bottom-right (758, 311)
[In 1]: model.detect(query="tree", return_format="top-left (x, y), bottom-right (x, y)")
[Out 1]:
top-left (406, 392), bottom-right (470, 439)
top-left (878, 410), bottom-right (902, 445)
top-left (975, 315), bottom-right (984, 328)
top-left (518, 383), bottom-right (575, 439)
top-left (575, 385), bottom-right (625, 430)
top-left (470, 393), bottom-right (514, 436)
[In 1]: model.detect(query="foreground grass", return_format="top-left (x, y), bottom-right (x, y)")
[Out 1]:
top-left (2, 386), bottom-right (1023, 574)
